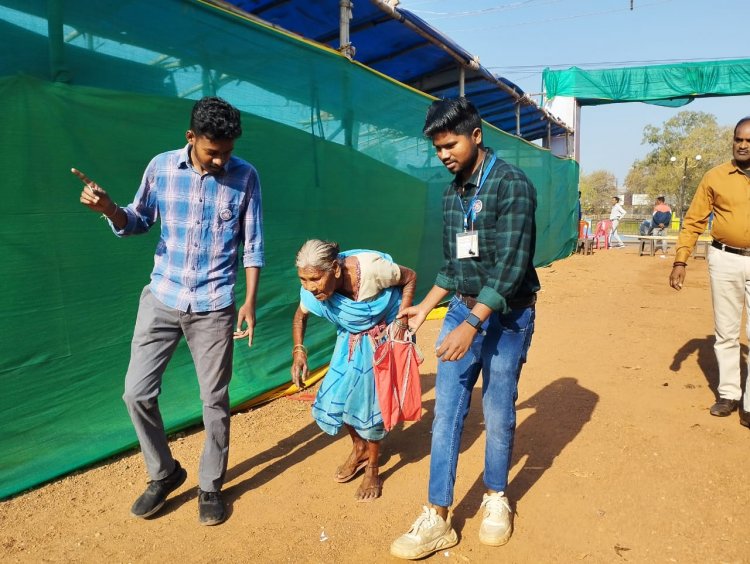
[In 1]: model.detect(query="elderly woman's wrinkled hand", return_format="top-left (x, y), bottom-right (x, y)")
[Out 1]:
top-left (397, 305), bottom-right (426, 334)
top-left (291, 351), bottom-right (308, 388)
top-left (392, 318), bottom-right (409, 340)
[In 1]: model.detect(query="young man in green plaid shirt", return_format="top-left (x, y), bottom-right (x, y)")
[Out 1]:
top-left (391, 97), bottom-right (539, 560)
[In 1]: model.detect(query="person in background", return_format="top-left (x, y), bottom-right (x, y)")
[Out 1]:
top-left (670, 116), bottom-right (750, 429)
top-left (609, 196), bottom-right (627, 248)
top-left (652, 196), bottom-right (672, 257)
top-left (291, 239), bottom-right (417, 502)
top-left (390, 97), bottom-right (538, 559)
top-left (74, 97), bottom-right (263, 526)
top-left (639, 218), bottom-right (653, 236)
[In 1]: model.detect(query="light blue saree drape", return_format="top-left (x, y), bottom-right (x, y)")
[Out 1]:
top-left (301, 250), bottom-right (401, 441)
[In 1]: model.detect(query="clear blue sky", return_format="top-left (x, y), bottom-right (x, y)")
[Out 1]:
top-left (406, 0), bottom-right (750, 186)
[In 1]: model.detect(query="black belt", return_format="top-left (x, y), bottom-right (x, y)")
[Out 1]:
top-left (456, 292), bottom-right (537, 310)
top-left (711, 240), bottom-right (750, 257)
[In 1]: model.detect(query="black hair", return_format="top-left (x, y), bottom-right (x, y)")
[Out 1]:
top-left (190, 97), bottom-right (242, 140)
top-left (734, 116), bottom-right (750, 136)
top-left (423, 97), bottom-right (482, 138)
top-left (656, 196), bottom-right (665, 203)
top-left (613, 196), bottom-right (620, 202)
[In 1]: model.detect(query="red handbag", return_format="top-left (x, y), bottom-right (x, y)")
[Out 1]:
top-left (372, 322), bottom-right (424, 431)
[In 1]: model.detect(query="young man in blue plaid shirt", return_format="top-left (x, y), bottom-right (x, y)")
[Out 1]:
top-left (391, 97), bottom-right (538, 559)
top-left (74, 97), bottom-right (263, 526)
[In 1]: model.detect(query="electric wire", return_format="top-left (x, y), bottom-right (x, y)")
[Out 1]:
top-left (411, 0), bottom-right (674, 30)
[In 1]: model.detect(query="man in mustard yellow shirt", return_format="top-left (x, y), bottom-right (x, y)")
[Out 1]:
top-left (670, 116), bottom-right (750, 428)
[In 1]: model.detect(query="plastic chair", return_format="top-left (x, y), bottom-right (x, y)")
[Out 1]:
top-left (577, 220), bottom-right (593, 255)
top-left (592, 220), bottom-right (612, 249)
top-left (578, 220), bottom-right (589, 239)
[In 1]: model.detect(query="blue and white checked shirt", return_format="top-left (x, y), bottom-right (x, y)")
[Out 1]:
top-left (113, 144), bottom-right (264, 312)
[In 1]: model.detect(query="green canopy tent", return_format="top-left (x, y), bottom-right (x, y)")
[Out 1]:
top-left (543, 59), bottom-right (750, 107)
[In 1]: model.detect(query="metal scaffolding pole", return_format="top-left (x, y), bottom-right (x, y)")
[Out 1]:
top-left (339, 0), bottom-right (355, 59)
top-left (47, 0), bottom-right (70, 82)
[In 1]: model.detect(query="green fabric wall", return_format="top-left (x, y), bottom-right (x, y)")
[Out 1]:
top-left (0, 75), bottom-right (446, 498)
top-left (0, 0), bottom-right (579, 499)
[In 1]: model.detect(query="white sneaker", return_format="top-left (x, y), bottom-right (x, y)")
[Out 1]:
top-left (390, 506), bottom-right (458, 560)
top-left (478, 492), bottom-right (512, 546)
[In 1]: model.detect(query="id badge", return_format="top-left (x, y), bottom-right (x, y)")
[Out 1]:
top-left (456, 231), bottom-right (479, 259)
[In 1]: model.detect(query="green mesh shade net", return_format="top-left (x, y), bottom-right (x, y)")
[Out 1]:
top-left (0, 0), bottom-right (579, 499)
top-left (543, 59), bottom-right (750, 107)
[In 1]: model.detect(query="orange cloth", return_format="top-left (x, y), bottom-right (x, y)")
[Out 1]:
top-left (675, 160), bottom-right (750, 262)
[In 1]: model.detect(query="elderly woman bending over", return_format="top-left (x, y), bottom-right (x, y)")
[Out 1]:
top-left (291, 239), bottom-right (417, 502)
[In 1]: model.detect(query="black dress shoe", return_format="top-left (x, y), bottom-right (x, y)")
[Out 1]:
top-left (131, 460), bottom-right (187, 518)
top-left (740, 409), bottom-right (750, 429)
top-left (710, 398), bottom-right (738, 417)
top-left (198, 489), bottom-right (226, 526)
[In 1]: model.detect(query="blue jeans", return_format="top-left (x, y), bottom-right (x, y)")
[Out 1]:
top-left (428, 296), bottom-right (535, 507)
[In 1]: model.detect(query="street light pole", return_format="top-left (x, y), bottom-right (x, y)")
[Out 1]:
top-left (679, 157), bottom-right (688, 227)
top-left (670, 154), bottom-right (702, 227)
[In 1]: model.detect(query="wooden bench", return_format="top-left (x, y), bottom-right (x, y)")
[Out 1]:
top-left (637, 235), bottom-right (710, 258)
top-left (692, 238), bottom-right (711, 259)
top-left (637, 235), bottom-right (674, 256)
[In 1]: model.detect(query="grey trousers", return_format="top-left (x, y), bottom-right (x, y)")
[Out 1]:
top-left (122, 286), bottom-right (235, 492)
top-left (653, 226), bottom-right (669, 253)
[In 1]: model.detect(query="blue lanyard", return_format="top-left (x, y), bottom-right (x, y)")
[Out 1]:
top-left (456, 152), bottom-right (497, 231)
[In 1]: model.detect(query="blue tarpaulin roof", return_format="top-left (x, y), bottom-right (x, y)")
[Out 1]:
top-left (222, 0), bottom-right (572, 141)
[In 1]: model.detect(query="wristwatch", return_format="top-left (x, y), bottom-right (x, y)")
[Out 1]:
top-left (464, 312), bottom-right (484, 333)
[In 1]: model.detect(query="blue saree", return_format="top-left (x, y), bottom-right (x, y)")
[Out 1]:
top-left (301, 250), bottom-right (401, 441)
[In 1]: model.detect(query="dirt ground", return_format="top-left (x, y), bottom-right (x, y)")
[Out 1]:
top-left (2, 244), bottom-right (749, 563)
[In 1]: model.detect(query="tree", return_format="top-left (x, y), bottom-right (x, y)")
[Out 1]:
top-left (625, 111), bottom-right (732, 220)
top-left (579, 169), bottom-right (617, 215)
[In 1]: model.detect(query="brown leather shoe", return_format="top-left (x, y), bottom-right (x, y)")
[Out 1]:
top-left (709, 398), bottom-right (738, 417)
top-left (740, 409), bottom-right (750, 429)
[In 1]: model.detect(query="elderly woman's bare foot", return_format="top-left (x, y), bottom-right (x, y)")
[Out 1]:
top-left (334, 444), bottom-right (368, 483)
top-left (355, 465), bottom-right (382, 502)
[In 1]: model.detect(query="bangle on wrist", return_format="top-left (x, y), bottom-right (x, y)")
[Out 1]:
top-left (292, 344), bottom-right (307, 357)
top-left (394, 320), bottom-right (408, 329)
top-left (104, 202), bottom-right (118, 219)
top-left (672, 262), bottom-right (687, 268)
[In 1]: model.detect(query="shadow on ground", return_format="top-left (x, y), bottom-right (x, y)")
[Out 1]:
top-left (451, 377), bottom-right (598, 534)
top-left (670, 334), bottom-right (748, 398)
top-left (221, 375), bottom-right (483, 504)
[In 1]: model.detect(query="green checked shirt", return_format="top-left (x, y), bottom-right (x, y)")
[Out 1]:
top-left (435, 147), bottom-right (540, 313)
